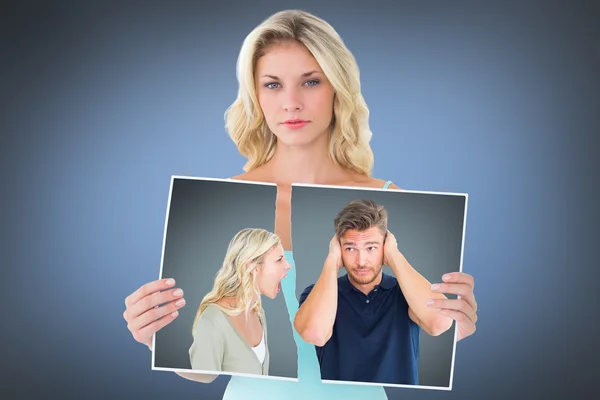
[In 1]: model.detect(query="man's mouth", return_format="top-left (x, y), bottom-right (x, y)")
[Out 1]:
top-left (354, 268), bottom-right (371, 276)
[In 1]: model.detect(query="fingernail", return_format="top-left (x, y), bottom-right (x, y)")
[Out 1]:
top-left (171, 311), bottom-right (179, 318)
top-left (442, 274), bottom-right (451, 281)
top-left (173, 289), bottom-right (183, 297)
top-left (175, 299), bottom-right (186, 307)
top-left (431, 284), bottom-right (439, 291)
top-left (426, 299), bottom-right (434, 306)
top-left (166, 279), bottom-right (175, 286)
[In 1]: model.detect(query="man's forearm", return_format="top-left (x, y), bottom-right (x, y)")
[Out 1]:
top-left (294, 256), bottom-right (339, 346)
top-left (388, 251), bottom-right (452, 336)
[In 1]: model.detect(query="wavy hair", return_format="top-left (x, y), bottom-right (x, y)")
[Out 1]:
top-left (192, 228), bottom-right (281, 328)
top-left (225, 9), bottom-right (374, 175)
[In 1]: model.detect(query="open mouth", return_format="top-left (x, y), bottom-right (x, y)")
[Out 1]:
top-left (277, 274), bottom-right (288, 294)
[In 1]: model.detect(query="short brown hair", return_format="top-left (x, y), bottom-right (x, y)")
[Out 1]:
top-left (334, 199), bottom-right (388, 239)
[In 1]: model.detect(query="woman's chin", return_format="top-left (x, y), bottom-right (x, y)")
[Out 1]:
top-left (265, 292), bottom-right (276, 299)
top-left (262, 283), bottom-right (282, 299)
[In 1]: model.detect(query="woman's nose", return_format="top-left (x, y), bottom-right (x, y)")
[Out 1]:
top-left (283, 88), bottom-right (303, 112)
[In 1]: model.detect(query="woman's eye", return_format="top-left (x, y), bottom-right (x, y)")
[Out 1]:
top-left (305, 79), bottom-right (319, 86)
top-left (265, 82), bottom-right (280, 89)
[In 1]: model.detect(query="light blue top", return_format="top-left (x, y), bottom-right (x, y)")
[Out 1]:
top-left (222, 180), bottom-right (394, 399)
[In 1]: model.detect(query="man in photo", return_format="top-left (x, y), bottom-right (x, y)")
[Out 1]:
top-left (295, 199), bottom-right (458, 385)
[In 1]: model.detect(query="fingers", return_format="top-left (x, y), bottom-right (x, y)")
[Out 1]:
top-left (331, 234), bottom-right (340, 246)
top-left (429, 273), bottom-right (478, 342)
top-left (125, 278), bottom-right (177, 308)
top-left (384, 230), bottom-right (393, 241)
top-left (430, 281), bottom-right (471, 298)
top-left (125, 284), bottom-right (185, 320)
top-left (440, 272), bottom-right (474, 290)
top-left (329, 235), bottom-right (342, 254)
top-left (127, 291), bottom-right (187, 332)
top-left (426, 298), bottom-right (477, 324)
top-left (133, 309), bottom-right (181, 349)
top-left (383, 231), bottom-right (398, 254)
top-left (123, 278), bottom-right (186, 348)
top-left (435, 308), bottom-right (477, 341)
top-left (431, 282), bottom-right (477, 312)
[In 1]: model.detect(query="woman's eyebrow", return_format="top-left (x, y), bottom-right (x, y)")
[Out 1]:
top-left (260, 70), bottom-right (320, 80)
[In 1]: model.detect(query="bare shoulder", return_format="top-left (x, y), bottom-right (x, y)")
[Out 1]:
top-left (230, 166), bottom-right (272, 184)
top-left (230, 171), bottom-right (256, 181)
top-left (345, 175), bottom-right (403, 190)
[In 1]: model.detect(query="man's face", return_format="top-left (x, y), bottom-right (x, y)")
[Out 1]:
top-left (339, 226), bottom-right (385, 286)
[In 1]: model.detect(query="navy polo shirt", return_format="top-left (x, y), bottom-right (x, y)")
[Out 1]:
top-left (298, 273), bottom-right (421, 385)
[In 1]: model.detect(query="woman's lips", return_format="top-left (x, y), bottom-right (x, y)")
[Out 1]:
top-left (282, 120), bottom-right (309, 129)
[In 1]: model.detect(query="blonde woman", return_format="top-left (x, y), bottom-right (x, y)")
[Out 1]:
top-left (123, 10), bottom-right (479, 399)
top-left (188, 228), bottom-right (290, 377)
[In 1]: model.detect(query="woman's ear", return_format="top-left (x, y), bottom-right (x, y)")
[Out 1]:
top-left (246, 260), bottom-right (255, 273)
top-left (247, 260), bottom-right (263, 276)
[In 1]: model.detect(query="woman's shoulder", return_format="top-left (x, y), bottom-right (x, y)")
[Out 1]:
top-left (372, 177), bottom-right (402, 190)
top-left (229, 168), bottom-right (270, 183)
top-left (343, 174), bottom-right (403, 190)
top-left (229, 172), bottom-right (254, 181)
top-left (194, 304), bottom-right (227, 329)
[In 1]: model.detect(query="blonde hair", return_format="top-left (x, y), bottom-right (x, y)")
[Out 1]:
top-left (193, 228), bottom-right (281, 328)
top-left (225, 9), bottom-right (374, 175)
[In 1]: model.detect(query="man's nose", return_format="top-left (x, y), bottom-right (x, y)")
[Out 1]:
top-left (358, 251), bottom-right (368, 266)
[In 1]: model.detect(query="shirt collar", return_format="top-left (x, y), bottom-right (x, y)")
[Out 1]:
top-left (340, 272), bottom-right (396, 293)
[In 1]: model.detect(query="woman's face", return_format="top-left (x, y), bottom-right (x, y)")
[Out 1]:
top-left (255, 244), bottom-right (292, 299)
top-left (255, 40), bottom-right (336, 149)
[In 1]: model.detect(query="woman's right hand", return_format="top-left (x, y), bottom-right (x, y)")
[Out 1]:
top-left (123, 278), bottom-right (186, 350)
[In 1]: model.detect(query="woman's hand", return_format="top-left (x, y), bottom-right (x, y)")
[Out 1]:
top-left (123, 278), bottom-right (186, 350)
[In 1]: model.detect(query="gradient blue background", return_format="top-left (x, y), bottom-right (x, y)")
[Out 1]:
top-left (2, 0), bottom-right (598, 398)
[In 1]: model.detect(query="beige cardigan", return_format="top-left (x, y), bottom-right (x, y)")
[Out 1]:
top-left (189, 304), bottom-right (269, 375)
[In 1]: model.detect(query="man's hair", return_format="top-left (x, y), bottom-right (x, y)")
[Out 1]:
top-left (334, 199), bottom-right (388, 239)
